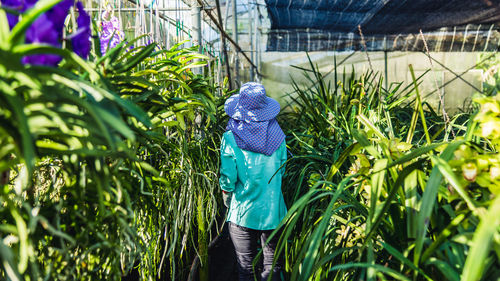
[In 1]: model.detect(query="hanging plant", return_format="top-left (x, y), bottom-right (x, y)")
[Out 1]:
top-left (99, 6), bottom-right (124, 55)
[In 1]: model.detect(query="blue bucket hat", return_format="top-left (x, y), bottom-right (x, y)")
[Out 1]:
top-left (225, 82), bottom-right (285, 155)
top-left (224, 82), bottom-right (280, 122)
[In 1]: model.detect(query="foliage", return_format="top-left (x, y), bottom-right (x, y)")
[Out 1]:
top-left (0, 1), bottom-right (225, 280)
top-left (3, 2), bottom-right (497, 281)
top-left (276, 56), bottom-right (500, 281)
top-left (477, 53), bottom-right (500, 96)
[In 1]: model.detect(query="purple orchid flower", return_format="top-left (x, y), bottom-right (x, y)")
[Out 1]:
top-left (45, 0), bottom-right (74, 37)
top-left (99, 10), bottom-right (124, 55)
top-left (2, 0), bottom-right (91, 65)
top-left (71, 1), bottom-right (91, 58)
top-left (22, 0), bottom-right (74, 65)
top-left (22, 12), bottom-right (62, 65)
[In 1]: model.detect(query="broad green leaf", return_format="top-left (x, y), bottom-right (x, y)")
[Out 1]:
top-left (13, 44), bottom-right (99, 81)
top-left (0, 9), bottom-right (10, 48)
top-left (431, 155), bottom-right (478, 213)
top-left (175, 112), bottom-right (186, 130)
top-left (113, 43), bottom-right (157, 73)
top-left (426, 258), bottom-right (460, 281)
top-left (462, 195), bottom-right (500, 281)
top-left (94, 106), bottom-right (135, 141)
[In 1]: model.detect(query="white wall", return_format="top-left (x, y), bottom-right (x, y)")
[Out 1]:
top-left (261, 51), bottom-right (486, 114)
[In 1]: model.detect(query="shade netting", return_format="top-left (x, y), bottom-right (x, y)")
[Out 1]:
top-left (265, 0), bottom-right (500, 52)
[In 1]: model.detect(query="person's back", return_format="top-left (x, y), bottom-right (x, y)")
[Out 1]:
top-left (220, 130), bottom-right (287, 230)
top-left (219, 82), bottom-right (286, 281)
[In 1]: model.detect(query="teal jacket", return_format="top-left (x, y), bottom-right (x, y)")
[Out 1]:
top-left (219, 131), bottom-right (287, 230)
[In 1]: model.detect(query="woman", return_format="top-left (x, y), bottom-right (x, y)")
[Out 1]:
top-left (219, 82), bottom-right (287, 281)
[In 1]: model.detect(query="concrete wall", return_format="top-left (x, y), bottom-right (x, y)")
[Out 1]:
top-left (261, 51), bottom-right (484, 114)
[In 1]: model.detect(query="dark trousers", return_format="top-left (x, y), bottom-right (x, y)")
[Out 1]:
top-left (228, 222), bottom-right (283, 281)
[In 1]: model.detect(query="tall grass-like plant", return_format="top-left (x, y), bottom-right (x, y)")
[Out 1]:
top-left (276, 56), bottom-right (499, 280)
top-left (91, 35), bottom-right (223, 280)
top-left (279, 55), bottom-right (443, 204)
top-left (88, 38), bottom-right (226, 281)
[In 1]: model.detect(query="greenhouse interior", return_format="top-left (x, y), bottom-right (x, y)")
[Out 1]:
top-left (0, 0), bottom-right (499, 280)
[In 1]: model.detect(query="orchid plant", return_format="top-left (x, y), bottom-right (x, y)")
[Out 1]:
top-left (1, 1), bottom-right (221, 280)
top-left (276, 58), bottom-right (500, 281)
top-left (449, 95), bottom-right (500, 195)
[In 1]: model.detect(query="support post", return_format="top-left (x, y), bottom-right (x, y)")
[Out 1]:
top-left (257, 11), bottom-right (261, 82)
top-left (253, 3), bottom-right (258, 81)
top-left (196, 0), bottom-right (262, 78)
top-left (384, 50), bottom-right (388, 90)
top-left (215, 0), bottom-right (232, 90)
top-left (191, 0), bottom-right (202, 74)
top-left (231, 0), bottom-right (239, 86)
top-left (249, 4), bottom-right (254, 81)
top-left (383, 37), bottom-right (388, 90)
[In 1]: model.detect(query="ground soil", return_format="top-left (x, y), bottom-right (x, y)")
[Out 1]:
top-left (122, 217), bottom-right (240, 281)
top-left (207, 224), bottom-right (239, 281)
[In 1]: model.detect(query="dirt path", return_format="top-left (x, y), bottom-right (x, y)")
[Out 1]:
top-left (208, 224), bottom-right (239, 281)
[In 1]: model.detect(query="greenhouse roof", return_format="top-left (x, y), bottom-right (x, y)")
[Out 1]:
top-left (265, 0), bottom-right (500, 52)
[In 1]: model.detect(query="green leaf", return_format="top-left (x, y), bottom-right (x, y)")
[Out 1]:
top-left (431, 155), bottom-right (478, 213)
top-left (420, 213), bottom-right (466, 262)
top-left (373, 142), bottom-right (444, 173)
top-left (352, 129), bottom-right (381, 158)
top-left (13, 44), bottom-right (100, 81)
top-left (414, 140), bottom-right (464, 265)
top-left (11, 207), bottom-right (28, 273)
top-left (113, 43), bottom-right (157, 73)
top-left (53, 74), bottom-right (152, 128)
top-left (329, 263), bottom-right (411, 281)
top-left (326, 142), bottom-right (360, 180)
top-left (363, 159), bottom-right (426, 249)
top-left (0, 240), bottom-right (22, 281)
top-left (158, 120), bottom-right (179, 127)
top-left (175, 112), bottom-right (186, 130)
top-left (93, 106), bottom-right (135, 141)
top-left (462, 195), bottom-right (500, 281)
top-left (426, 258), bottom-right (460, 281)
top-left (409, 64), bottom-right (431, 144)
top-left (380, 241), bottom-right (433, 281)
top-left (0, 9), bottom-right (10, 48)
top-left (292, 182), bottom-right (346, 280)
top-left (357, 113), bottom-right (386, 139)
top-left (0, 81), bottom-right (35, 176)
